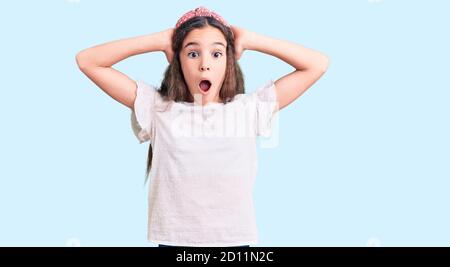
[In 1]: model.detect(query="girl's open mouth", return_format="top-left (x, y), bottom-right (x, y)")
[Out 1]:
top-left (199, 80), bottom-right (212, 93)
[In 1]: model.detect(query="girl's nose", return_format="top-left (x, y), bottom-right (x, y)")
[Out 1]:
top-left (200, 65), bottom-right (210, 71)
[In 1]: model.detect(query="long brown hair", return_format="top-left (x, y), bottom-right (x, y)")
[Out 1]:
top-left (144, 16), bottom-right (245, 182)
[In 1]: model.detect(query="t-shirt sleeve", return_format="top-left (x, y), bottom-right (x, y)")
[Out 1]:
top-left (130, 80), bottom-right (157, 144)
top-left (248, 80), bottom-right (280, 137)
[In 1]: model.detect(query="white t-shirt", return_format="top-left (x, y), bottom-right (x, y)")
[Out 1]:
top-left (131, 80), bottom-right (279, 247)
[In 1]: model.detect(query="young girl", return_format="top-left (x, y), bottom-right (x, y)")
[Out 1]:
top-left (76, 6), bottom-right (329, 247)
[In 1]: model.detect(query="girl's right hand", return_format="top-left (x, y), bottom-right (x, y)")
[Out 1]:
top-left (160, 28), bottom-right (175, 64)
top-left (230, 25), bottom-right (250, 61)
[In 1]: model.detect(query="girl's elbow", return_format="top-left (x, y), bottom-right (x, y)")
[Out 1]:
top-left (76, 49), bottom-right (95, 70)
top-left (318, 54), bottom-right (330, 73)
top-left (76, 51), bottom-right (88, 70)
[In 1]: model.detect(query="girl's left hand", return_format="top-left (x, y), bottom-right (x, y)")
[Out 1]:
top-left (230, 25), bottom-right (249, 61)
top-left (160, 28), bottom-right (175, 64)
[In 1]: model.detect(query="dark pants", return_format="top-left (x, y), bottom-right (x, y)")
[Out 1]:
top-left (159, 244), bottom-right (250, 247)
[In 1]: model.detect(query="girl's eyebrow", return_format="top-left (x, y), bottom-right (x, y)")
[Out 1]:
top-left (184, 41), bottom-right (226, 49)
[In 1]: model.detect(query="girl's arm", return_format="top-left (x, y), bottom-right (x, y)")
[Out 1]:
top-left (75, 29), bottom-right (173, 109)
top-left (232, 26), bottom-right (329, 110)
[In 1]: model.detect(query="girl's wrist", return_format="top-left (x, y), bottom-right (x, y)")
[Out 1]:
top-left (157, 28), bottom-right (174, 52)
top-left (138, 30), bottom-right (171, 54)
top-left (243, 30), bottom-right (259, 51)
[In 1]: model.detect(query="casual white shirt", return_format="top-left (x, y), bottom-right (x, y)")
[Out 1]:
top-left (131, 79), bottom-right (278, 247)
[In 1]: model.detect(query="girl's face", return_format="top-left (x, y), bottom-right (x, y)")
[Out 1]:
top-left (180, 26), bottom-right (227, 105)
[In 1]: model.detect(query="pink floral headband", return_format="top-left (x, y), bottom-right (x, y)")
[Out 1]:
top-left (175, 6), bottom-right (231, 29)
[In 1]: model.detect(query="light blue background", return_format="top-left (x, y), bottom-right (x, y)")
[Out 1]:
top-left (1, 0), bottom-right (449, 247)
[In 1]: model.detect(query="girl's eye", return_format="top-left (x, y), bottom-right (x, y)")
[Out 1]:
top-left (213, 52), bottom-right (223, 58)
top-left (188, 52), bottom-right (199, 58)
